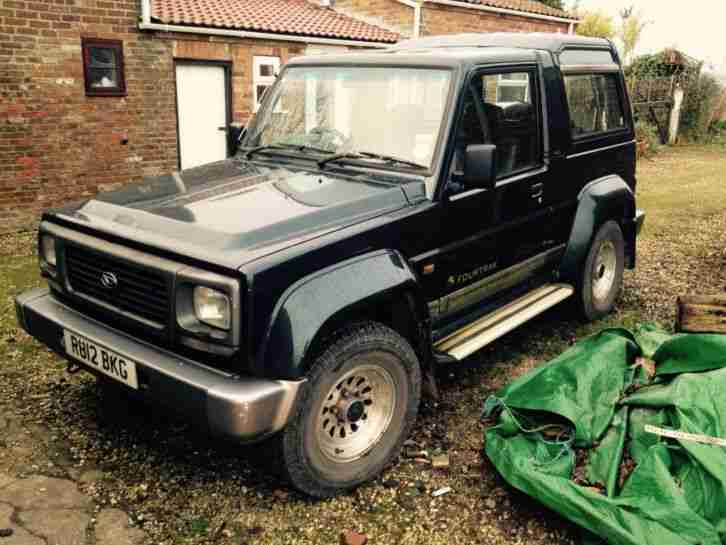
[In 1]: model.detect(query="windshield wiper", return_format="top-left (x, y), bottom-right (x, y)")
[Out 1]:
top-left (243, 143), bottom-right (333, 160)
top-left (318, 150), bottom-right (427, 170)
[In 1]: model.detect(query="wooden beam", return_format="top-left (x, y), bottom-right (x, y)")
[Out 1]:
top-left (676, 295), bottom-right (726, 334)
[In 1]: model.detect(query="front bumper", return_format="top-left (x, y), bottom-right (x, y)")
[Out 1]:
top-left (15, 288), bottom-right (304, 443)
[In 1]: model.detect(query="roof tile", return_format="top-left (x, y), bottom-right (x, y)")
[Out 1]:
top-left (151, 0), bottom-right (401, 43)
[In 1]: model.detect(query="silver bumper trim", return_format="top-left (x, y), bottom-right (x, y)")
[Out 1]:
top-left (15, 289), bottom-right (304, 442)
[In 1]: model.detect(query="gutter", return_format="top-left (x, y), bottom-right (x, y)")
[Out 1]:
top-left (138, 0), bottom-right (393, 48)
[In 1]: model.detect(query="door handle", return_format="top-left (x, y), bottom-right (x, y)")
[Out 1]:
top-left (217, 126), bottom-right (228, 132)
top-left (530, 182), bottom-right (544, 200)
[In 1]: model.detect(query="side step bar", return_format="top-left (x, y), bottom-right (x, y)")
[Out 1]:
top-left (434, 284), bottom-right (574, 361)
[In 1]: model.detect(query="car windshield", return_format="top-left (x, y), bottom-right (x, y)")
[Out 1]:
top-left (243, 66), bottom-right (453, 170)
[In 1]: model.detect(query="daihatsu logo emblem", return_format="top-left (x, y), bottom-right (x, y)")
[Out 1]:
top-left (100, 271), bottom-right (118, 289)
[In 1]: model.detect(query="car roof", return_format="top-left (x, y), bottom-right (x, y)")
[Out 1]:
top-left (287, 33), bottom-right (616, 70)
top-left (391, 32), bottom-right (614, 54)
top-left (288, 46), bottom-right (539, 70)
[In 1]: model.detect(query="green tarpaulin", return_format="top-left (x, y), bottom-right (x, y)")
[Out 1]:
top-left (483, 325), bottom-right (726, 545)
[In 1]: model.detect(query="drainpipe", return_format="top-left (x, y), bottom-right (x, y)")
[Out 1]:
top-left (395, 0), bottom-right (422, 38)
top-left (140, 0), bottom-right (151, 26)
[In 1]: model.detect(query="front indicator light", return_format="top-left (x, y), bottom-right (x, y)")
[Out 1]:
top-left (40, 234), bottom-right (57, 267)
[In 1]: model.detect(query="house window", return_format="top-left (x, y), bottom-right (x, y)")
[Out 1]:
top-left (81, 38), bottom-right (126, 97)
top-left (253, 56), bottom-right (280, 111)
top-left (496, 72), bottom-right (530, 103)
top-left (564, 73), bottom-right (626, 137)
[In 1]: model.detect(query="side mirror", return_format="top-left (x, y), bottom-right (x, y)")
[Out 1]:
top-left (462, 144), bottom-right (497, 191)
top-left (228, 124), bottom-right (245, 156)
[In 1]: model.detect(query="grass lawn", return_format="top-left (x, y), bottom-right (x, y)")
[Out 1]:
top-left (0, 144), bottom-right (724, 545)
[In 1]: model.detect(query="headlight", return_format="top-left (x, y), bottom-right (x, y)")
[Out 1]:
top-left (193, 286), bottom-right (230, 330)
top-left (40, 234), bottom-right (57, 267)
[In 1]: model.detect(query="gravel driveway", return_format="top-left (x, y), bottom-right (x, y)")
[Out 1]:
top-left (0, 144), bottom-right (724, 545)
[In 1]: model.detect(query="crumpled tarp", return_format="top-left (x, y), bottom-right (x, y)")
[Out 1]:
top-left (483, 324), bottom-right (726, 545)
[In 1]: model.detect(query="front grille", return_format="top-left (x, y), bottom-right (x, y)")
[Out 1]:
top-left (65, 244), bottom-right (170, 326)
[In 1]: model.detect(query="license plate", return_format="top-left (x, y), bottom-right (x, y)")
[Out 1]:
top-left (63, 330), bottom-right (139, 389)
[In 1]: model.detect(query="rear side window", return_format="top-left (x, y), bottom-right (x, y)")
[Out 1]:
top-left (564, 73), bottom-right (626, 138)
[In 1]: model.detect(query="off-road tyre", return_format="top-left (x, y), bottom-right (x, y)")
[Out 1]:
top-left (576, 220), bottom-right (625, 321)
top-left (271, 321), bottom-right (421, 498)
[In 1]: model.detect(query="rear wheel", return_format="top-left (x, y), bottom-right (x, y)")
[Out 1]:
top-left (274, 322), bottom-right (421, 498)
top-left (576, 220), bottom-right (625, 321)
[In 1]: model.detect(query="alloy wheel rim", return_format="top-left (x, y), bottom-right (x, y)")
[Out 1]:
top-left (316, 363), bottom-right (396, 463)
top-left (592, 240), bottom-right (617, 302)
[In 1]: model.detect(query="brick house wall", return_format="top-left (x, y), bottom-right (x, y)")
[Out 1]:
top-left (0, 0), bottom-right (336, 233)
top-left (333, 0), bottom-right (414, 37)
top-left (0, 0), bottom-right (179, 231)
top-left (420, 3), bottom-right (570, 35)
top-left (334, 0), bottom-right (570, 39)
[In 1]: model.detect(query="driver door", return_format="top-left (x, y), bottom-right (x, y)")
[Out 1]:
top-left (418, 66), bottom-right (553, 325)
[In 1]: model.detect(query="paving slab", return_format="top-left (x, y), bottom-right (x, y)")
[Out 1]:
top-left (0, 476), bottom-right (90, 510)
top-left (0, 504), bottom-right (44, 545)
top-left (95, 509), bottom-right (147, 545)
top-left (18, 509), bottom-right (91, 545)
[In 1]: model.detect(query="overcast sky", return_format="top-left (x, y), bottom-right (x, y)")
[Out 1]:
top-left (573, 0), bottom-right (726, 74)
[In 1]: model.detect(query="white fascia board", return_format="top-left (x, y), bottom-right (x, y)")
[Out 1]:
top-left (138, 21), bottom-right (393, 48)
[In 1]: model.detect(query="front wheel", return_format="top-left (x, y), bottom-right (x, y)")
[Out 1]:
top-left (275, 322), bottom-right (421, 498)
top-left (576, 220), bottom-right (625, 321)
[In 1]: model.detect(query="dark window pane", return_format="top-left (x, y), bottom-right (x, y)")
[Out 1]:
top-left (82, 39), bottom-right (125, 95)
top-left (89, 67), bottom-right (118, 88)
top-left (564, 73), bottom-right (626, 137)
top-left (259, 64), bottom-right (274, 77)
top-left (560, 49), bottom-right (616, 66)
top-left (88, 46), bottom-right (117, 68)
top-left (256, 85), bottom-right (270, 104)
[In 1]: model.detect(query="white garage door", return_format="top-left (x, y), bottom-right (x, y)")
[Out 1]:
top-left (175, 63), bottom-right (228, 170)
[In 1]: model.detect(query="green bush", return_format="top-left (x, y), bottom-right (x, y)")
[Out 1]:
top-left (680, 73), bottom-right (723, 142)
top-left (708, 120), bottom-right (726, 146)
top-left (634, 121), bottom-right (661, 156)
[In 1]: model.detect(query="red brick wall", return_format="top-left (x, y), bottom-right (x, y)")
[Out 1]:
top-left (421, 3), bottom-right (570, 35)
top-left (0, 0), bottom-right (180, 231)
top-left (334, 1), bottom-right (572, 40)
top-left (0, 0), bottom-right (310, 233)
top-left (333, 0), bottom-right (413, 37)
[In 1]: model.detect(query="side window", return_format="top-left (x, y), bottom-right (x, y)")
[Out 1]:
top-left (451, 70), bottom-right (540, 183)
top-left (483, 71), bottom-right (540, 178)
top-left (564, 73), bottom-right (626, 138)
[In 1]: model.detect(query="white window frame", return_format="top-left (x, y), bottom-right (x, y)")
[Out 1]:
top-left (253, 56), bottom-right (280, 112)
top-left (496, 73), bottom-right (530, 103)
